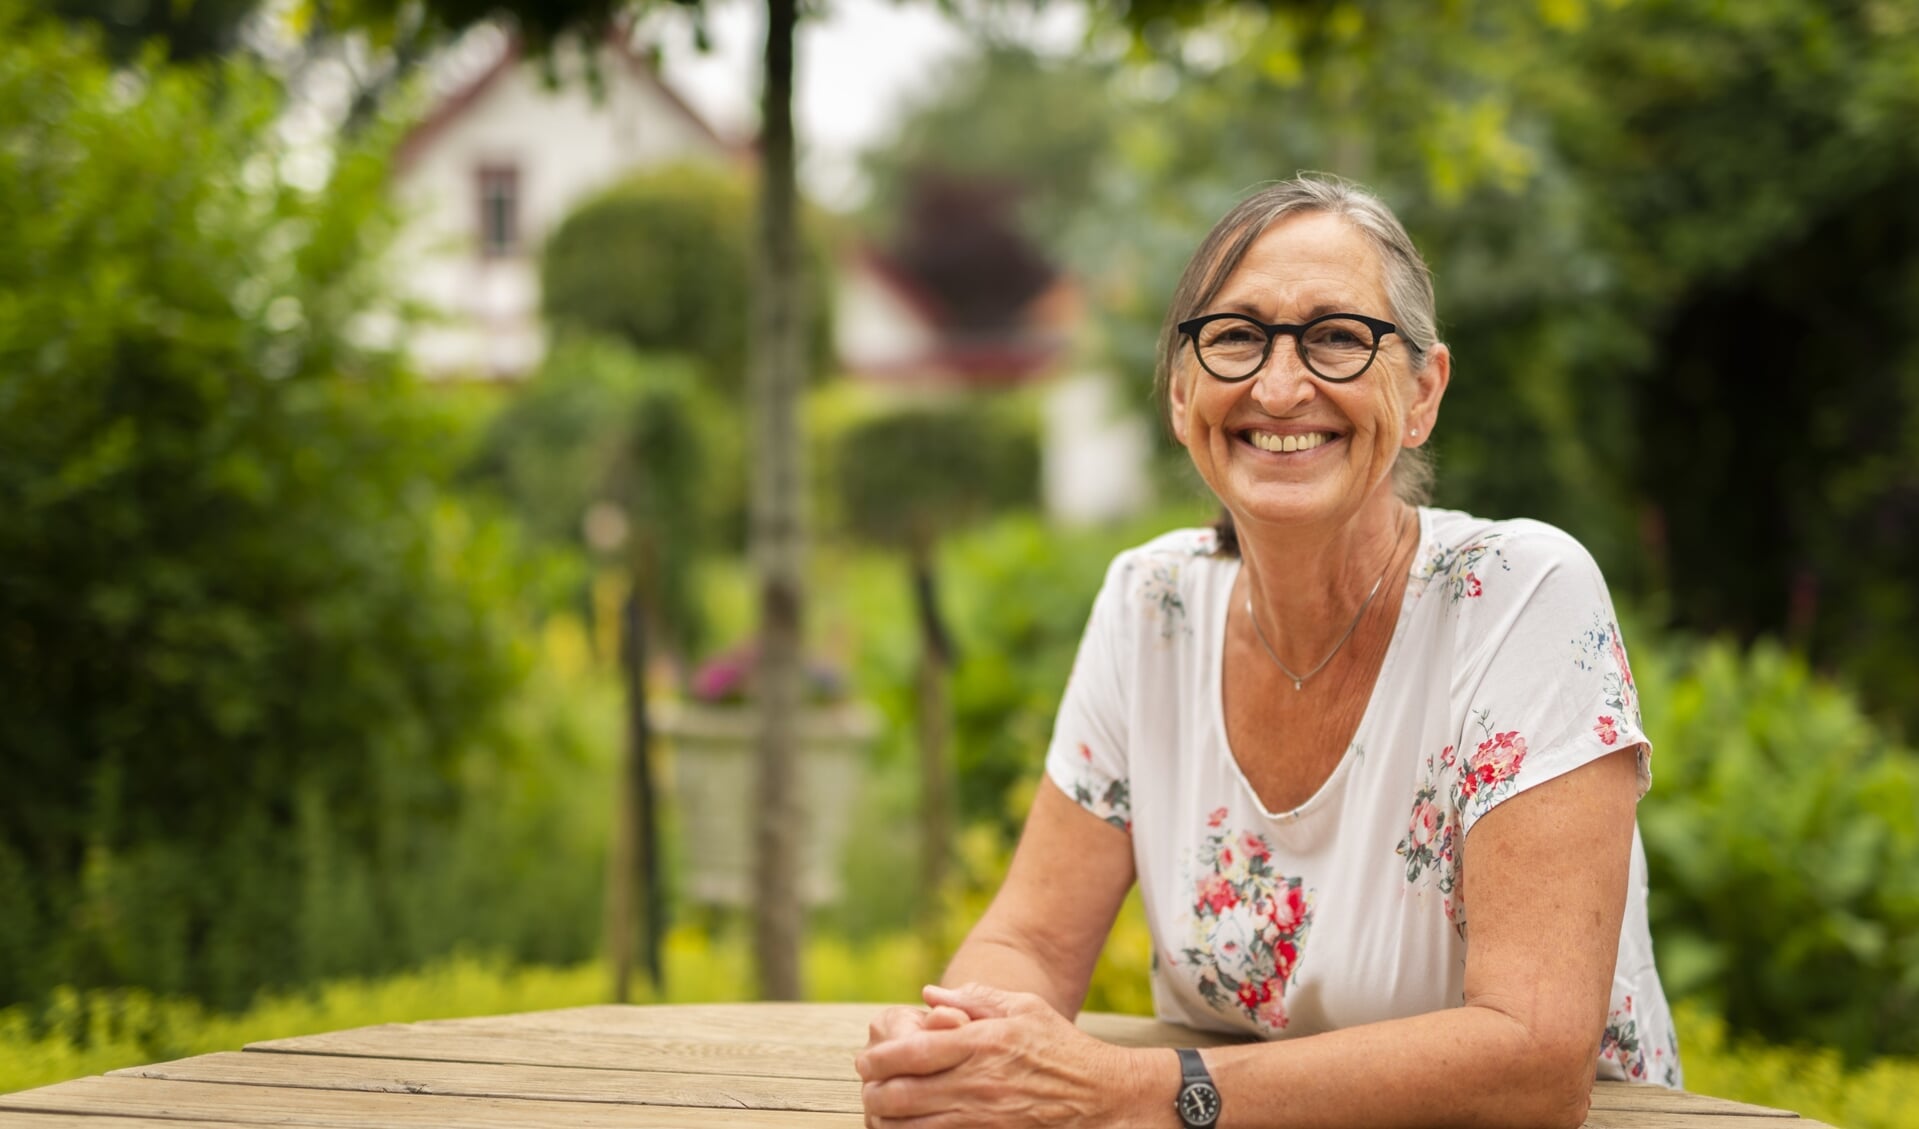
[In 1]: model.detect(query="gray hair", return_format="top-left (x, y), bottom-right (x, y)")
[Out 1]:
top-left (1154, 175), bottom-right (1439, 507)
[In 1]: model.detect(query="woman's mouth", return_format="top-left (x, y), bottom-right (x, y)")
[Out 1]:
top-left (1244, 430), bottom-right (1338, 454)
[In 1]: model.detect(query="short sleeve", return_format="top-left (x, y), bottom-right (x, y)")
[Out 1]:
top-left (1448, 525), bottom-right (1652, 838)
top-left (1044, 552), bottom-right (1136, 833)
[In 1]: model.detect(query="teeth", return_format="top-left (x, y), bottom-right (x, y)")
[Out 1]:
top-left (1250, 431), bottom-right (1331, 453)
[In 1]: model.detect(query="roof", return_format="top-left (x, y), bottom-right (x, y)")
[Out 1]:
top-left (393, 28), bottom-right (738, 175)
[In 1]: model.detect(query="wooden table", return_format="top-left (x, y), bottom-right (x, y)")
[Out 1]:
top-left (0, 1002), bottom-right (1824, 1127)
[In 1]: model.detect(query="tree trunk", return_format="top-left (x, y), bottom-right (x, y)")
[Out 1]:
top-left (606, 584), bottom-right (663, 1002)
top-left (750, 0), bottom-right (806, 1002)
top-left (911, 537), bottom-right (953, 954)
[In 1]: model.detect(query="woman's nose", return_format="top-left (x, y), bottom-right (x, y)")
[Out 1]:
top-left (1248, 341), bottom-right (1317, 412)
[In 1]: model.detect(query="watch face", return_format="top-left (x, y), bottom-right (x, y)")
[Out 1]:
top-left (1177, 1081), bottom-right (1222, 1127)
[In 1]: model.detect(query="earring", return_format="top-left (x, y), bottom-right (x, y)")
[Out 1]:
top-left (1409, 427), bottom-right (1420, 437)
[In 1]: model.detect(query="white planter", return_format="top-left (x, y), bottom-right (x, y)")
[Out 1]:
top-left (652, 700), bottom-right (878, 907)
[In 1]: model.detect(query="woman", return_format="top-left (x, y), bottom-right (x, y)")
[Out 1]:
top-left (857, 176), bottom-right (1677, 1129)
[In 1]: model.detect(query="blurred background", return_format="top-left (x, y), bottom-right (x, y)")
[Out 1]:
top-left (2, 0), bottom-right (1917, 1123)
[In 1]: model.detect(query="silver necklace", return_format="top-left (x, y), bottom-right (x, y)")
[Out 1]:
top-left (1244, 508), bottom-right (1411, 691)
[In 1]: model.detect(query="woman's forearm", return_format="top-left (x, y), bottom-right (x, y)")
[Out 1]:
top-left (1112, 1003), bottom-right (1595, 1129)
top-left (942, 927), bottom-right (1099, 1019)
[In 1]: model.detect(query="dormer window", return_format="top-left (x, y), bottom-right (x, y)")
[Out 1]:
top-left (477, 165), bottom-right (520, 258)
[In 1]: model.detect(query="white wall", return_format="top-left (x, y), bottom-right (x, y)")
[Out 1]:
top-left (391, 44), bottom-right (732, 378)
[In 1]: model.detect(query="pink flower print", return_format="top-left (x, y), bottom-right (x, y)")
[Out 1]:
top-left (1207, 806), bottom-right (1228, 828)
top-left (1078, 742), bottom-right (1093, 762)
top-left (1477, 730), bottom-right (1527, 784)
top-left (1438, 744), bottom-right (1457, 768)
top-left (1409, 799), bottom-right (1442, 848)
top-left (1267, 884), bottom-right (1307, 933)
top-left (1464, 572), bottom-right (1483, 597)
top-left (1254, 992), bottom-right (1289, 1031)
top-left (1272, 939), bottom-right (1300, 980)
top-left (1197, 873), bottom-right (1239, 915)
top-left (1235, 977), bottom-right (1272, 1012)
top-left (1594, 716), bottom-right (1619, 746)
top-left (1219, 845), bottom-right (1235, 867)
top-left (1240, 832), bottom-right (1271, 861)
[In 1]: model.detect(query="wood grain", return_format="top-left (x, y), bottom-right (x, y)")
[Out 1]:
top-left (113, 1052), bottom-right (865, 1114)
top-left (0, 1076), bottom-right (865, 1129)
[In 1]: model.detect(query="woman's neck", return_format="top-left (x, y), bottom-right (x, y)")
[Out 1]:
top-left (1233, 494), bottom-right (1415, 668)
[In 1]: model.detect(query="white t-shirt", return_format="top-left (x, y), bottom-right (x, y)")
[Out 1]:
top-left (1044, 508), bottom-right (1681, 1087)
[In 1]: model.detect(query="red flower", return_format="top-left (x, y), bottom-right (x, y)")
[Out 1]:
top-left (1207, 806), bottom-right (1229, 828)
top-left (1197, 874), bottom-right (1238, 915)
top-left (1594, 716), bottom-right (1619, 746)
top-left (1273, 939), bottom-right (1299, 979)
top-left (1240, 832), bottom-right (1271, 861)
top-left (1219, 846), bottom-right (1235, 867)
top-left (1465, 572), bottom-right (1483, 597)
top-left (1236, 978), bottom-right (1273, 1010)
top-left (1079, 742), bottom-right (1094, 762)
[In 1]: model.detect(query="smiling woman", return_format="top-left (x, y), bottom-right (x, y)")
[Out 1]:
top-left (857, 176), bottom-right (1677, 1129)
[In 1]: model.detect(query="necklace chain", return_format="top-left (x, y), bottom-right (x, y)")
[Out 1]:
top-left (1244, 507), bottom-right (1412, 691)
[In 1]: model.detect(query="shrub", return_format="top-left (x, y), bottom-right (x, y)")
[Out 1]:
top-left (540, 164), bottom-right (835, 397)
top-left (1636, 635), bottom-right (1919, 1060)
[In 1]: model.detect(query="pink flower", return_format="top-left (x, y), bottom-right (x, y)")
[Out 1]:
top-left (1475, 730), bottom-right (1527, 783)
top-left (1410, 800), bottom-right (1442, 848)
top-left (1079, 742), bottom-right (1094, 762)
top-left (1254, 992), bottom-right (1289, 1031)
top-left (1465, 572), bottom-right (1483, 597)
top-left (1594, 716), bottom-right (1619, 746)
top-left (1197, 873), bottom-right (1238, 915)
top-left (1438, 744), bottom-right (1457, 768)
top-left (1235, 978), bottom-right (1272, 1011)
top-left (1207, 806), bottom-right (1228, 828)
top-left (1241, 832), bottom-right (1271, 861)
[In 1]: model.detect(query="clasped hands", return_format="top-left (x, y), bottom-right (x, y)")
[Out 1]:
top-left (856, 983), bottom-right (1151, 1129)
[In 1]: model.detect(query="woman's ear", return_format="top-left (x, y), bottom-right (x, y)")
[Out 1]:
top-left (1167, 365), bottom-right (1192, 448)
top-left (1404, 343), bottom-right (1451, 447)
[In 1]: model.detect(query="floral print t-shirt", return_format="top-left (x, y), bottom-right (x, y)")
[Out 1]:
top-left (1044, 509), bottom-right (1681, 1087)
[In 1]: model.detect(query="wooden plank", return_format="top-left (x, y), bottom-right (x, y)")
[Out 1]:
top-left (1580, 1112), bottom-right (1830, 1129)
top-left (0, 1076), bottom-right (865, 1129)
top-left (248, 1024), bottom-right (863, 1081)
top-left (1076, 1012), bottom-right (1250, 1048)
top-left (113, 1052), bottom-right (864, 1115)
top-left (0, 1115), bottom-right (270, 1128)
top-left (432, 1004), bottom-right (883, 1047)
top-left (1588, 1083), bottom-right (1797, 1118)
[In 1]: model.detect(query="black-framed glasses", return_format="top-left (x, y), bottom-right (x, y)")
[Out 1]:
top-left (1176, 312), bottom-right (1400, 383)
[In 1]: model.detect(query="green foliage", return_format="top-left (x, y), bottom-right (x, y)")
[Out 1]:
top-left (834, 401), bottom-right (1040, 549)
top-left (540, 164), bottom-right (835, 397)
top-left (0, 11), bottom-right (605, 1007)
top-left (1672, 1000), bottom-right (1919, 1129)
top-left (1636, 634), bottom-right (1919, 1061)
top-left (465, 336), bottom-right (721, 651)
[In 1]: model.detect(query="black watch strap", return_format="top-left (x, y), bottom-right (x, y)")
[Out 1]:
top-left (1174, 1047), bottom-right (1222, 1128)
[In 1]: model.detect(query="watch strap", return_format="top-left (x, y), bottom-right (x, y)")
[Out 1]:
top-left (1174, 1047), bottom-right (1222, 1128)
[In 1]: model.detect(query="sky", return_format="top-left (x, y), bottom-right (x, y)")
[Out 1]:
top-left (646, 0), bottom-right (1087, 210)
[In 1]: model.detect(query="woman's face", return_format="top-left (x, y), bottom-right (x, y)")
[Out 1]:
top-left (1168, 212), bottom-right (1449, 534)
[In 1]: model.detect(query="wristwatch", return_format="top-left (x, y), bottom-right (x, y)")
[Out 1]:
top-left (1174, 1047), bottom-right (1222, 1129)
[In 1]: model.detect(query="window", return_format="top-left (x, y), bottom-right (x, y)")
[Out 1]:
top-left (477, 165), bottom-right (520, 258)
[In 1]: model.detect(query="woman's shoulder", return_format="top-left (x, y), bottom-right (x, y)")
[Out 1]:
top-left (1414, 507), bottom-right (1608, 603)
top-left (1100, 527), bottom-right (1229, 587)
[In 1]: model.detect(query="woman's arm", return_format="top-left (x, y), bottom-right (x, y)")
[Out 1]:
top-left (940, 777), bottom-right (1137, 1015)
top-left (859, 745), bottom-right (1640, 1129)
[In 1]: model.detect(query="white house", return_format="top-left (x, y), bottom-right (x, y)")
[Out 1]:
top-left (390, 32), bottom-right (741, 379)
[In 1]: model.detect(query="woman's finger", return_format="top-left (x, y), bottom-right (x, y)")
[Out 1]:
top-left (866, 1005), bottom-right (928, 1047)
top-left (856, 1025), bottom-right (980, 1081)
top-left (923, 1005), bottom-right (971, 1031)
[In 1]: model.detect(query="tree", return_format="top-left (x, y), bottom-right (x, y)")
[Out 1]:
top-left (837, 402), bottom-right (1039, 941)
top-left (0, 10), bottom-right (526, 1005)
